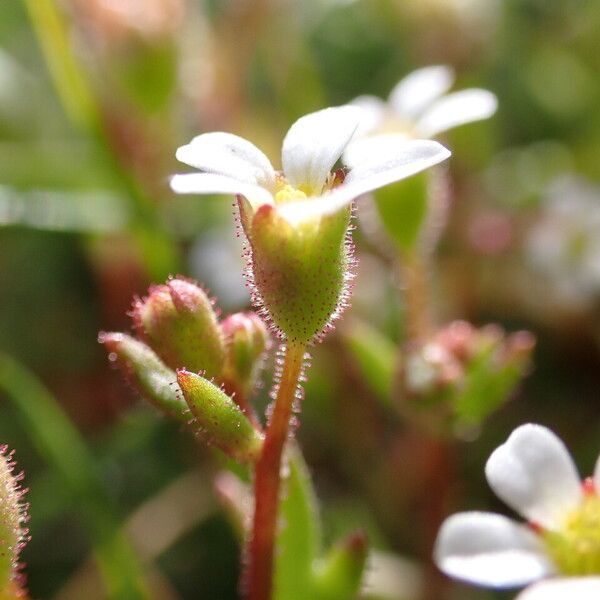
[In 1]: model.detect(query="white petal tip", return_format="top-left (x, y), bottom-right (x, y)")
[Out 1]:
top-left (485, 424), bottom-right (582, 529)
top-left (516, 578), bottom-right (600, 600)
top-left (435, 512), bottom-right (553, 588)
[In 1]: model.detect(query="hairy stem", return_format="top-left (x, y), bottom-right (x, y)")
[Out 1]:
top-left (245, 341), bottom-right (306, 600)
top-left (399, 250), bottom-right (434, 343)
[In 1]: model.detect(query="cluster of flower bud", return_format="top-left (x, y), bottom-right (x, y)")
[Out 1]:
top-left (100, 276), bottom-right (268, 463)
top-left (398, 320), bottom-right (535, 434)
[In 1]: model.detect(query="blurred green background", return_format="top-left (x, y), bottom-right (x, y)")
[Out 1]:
top-left (1, 0), bottom-right (600, 598)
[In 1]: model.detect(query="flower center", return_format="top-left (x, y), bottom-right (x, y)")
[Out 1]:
top-left (543, 492), bottom-right (600, 575)
top-left (274, 183), bottom-right (308, 205)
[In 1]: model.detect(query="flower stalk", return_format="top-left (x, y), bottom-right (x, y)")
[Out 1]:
top-left (246, 341), bottom-right (307, 600)
top-left (399, 250), bottom-right (434, 343)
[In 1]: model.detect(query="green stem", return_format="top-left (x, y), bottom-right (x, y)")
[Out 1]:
top-left (0, 353), bottom-right (150, 600)
top-left (246, 341), bottom-right (306, 600)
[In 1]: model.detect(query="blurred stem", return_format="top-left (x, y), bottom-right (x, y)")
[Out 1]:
top-left (23, 0), bottom-right (179, 281)
top-left (0, 353), bottom-right (150, 600)
top-left (398, 250), bottom-right (434, 343)
top-left (246, 341), bottom-right (306, 600)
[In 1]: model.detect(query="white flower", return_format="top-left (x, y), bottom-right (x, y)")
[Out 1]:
top-left (170, 106), bottom-right (450, 224)
top-left (516, 577), bottom-right (600, 600)
top-left (434, 423), bottom-right (600, 590)
top-left (525, 176), bottom-right (600, 307)
top-left (345, 65), bottom-right (496, 168)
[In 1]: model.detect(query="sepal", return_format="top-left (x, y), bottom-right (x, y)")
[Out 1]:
top-left (241, 199), bottom-right (353, 344)
top-left (99, 332), bottom-right (187, 421)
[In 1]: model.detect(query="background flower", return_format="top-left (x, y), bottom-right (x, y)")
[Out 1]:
top-left (435, 424), bottom-right (600, 591)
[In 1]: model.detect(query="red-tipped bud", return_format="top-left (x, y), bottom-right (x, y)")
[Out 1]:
top-left (0, 448), bottom-right (28, 597)
top-left (132, 277), bottom-right (225, 377)
top-left (99, 332), bottom-right (187, 421)
top-left (220, 312), bottom-right (269, 395)
top-left (176, 369), bottom-right (263, 463)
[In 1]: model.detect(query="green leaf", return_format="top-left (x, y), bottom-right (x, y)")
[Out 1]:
top-left (313, 531), bottom-right (368, 600)
top-left (0, 185), bottom-right (128, 233)
top-left (453, 347), bottom-right (526, 428)
top-left (114, 41), bottom-right (177, 114)
top-left (274, 449), bottom-right (321, 600)
top-left (372, 171), bottom-right (429, 253)
top-left (343, 320), bottom-right (396, 408)
top-left (0, 352), bottom-right (150, 600)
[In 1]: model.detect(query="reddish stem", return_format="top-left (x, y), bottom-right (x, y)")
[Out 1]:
top-left (245, 341), bottom-right (306, 600)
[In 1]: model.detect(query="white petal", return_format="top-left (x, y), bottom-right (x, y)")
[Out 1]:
top-left (170, 173), bottom-right (273, 209)
top-left (278, 139), bottom-right (450, 225)
top-left (343, 133), bottom-right (411, 170)
top-left (348, 95), bottom-right (387, 135)
top-left (434, 512), bottom-right (555, 588)
top-left (175, 132), bottom-right (276, 187)
top-left (388, 65), bottom-right (454, 120)
top-left (516, 577), bottom-right (600, 600)
top-left (416, 88), bottom-right (498, 137)
top-left (485, 424), bottom-right (582, 529)
top-left (594, 454), bottom-right (600, 494)
top-left (281, 106), bottom-right (362, 195)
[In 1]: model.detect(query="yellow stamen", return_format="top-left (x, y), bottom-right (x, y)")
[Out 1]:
top-left (275, 184), bottom-right (308, 205)
top-left (544, 494), bottom-right (600, 575)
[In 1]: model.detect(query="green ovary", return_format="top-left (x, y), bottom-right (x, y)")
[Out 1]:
top-left (544, 495), bottom-right (600, 575)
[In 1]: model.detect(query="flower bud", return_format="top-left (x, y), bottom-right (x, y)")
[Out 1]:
top-left (313, 531), bottom-right (368, 600)
top-left (239, 197), bottom-right (353, 344)
top-left (99, 332), bottom-right (187, 421)
top-left (132, 277), bottom-right (225, 376)
top-left (220, 312), bottom-right (269, 395)
top-left (399, 321), bottom-right (535, 435)
top-left (176, 369), bottom-right (263, 463)
top-left (0, 447), bottom-right (28, 596)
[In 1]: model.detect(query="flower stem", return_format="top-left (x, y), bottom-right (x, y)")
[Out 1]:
top-left (246, 341), bottom-right (306, 600)
top-left (399, 250), bottom-right (434, 343)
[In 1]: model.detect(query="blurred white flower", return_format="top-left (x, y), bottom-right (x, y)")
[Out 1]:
top-left (525, 176), bottom-right (600, 307)
top-left (516, 577), bottom-right (600, 600)
top-left (435, 424), bottom-right (600, 590)
top-left (171, 105), bottom-right (450, 225)
top-left (345, 65), bottom-right (496, 168)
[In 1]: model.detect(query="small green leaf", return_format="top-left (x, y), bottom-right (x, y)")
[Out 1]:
top-left (343, 320), bottom-right (396, 408)
top-left (453, 347), bottom-right (527, 427)
top-left (313, 531), bottom-right (368, 600)
top-left (372, 171), bottom-right (429, 253)
top-left (274, 449), bottom-right (321, 600)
